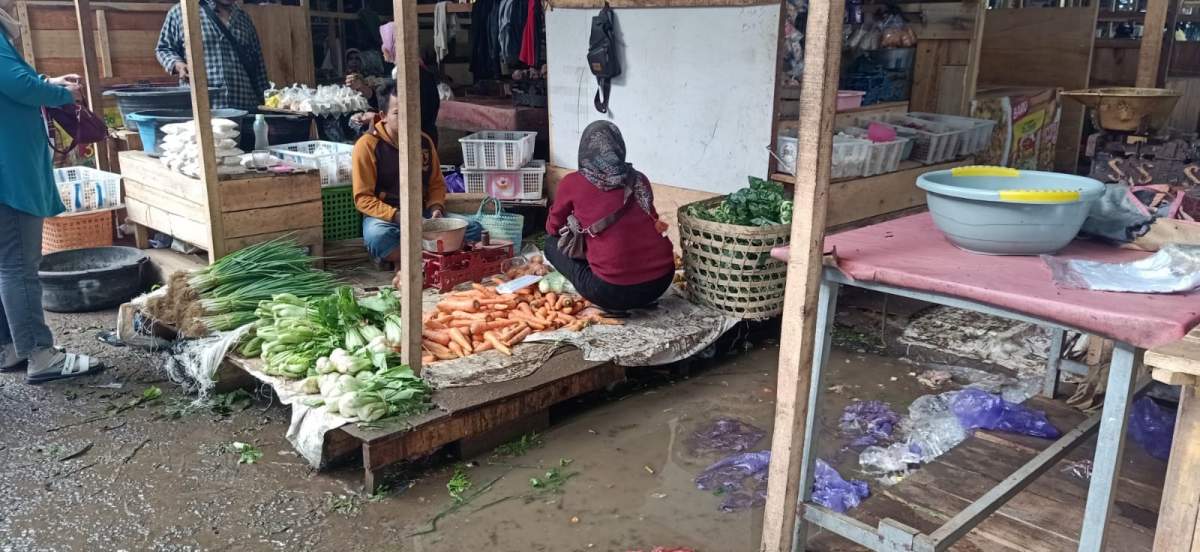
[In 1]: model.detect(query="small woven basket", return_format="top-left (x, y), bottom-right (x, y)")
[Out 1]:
top-left (471, 197), bottom-right (524, 252)
top-left (43, 210), bottom-right (114, 254)
top-left (677, 197), bottom-right (791, 320)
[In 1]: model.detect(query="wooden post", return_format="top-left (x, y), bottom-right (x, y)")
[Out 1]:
top-left (72, 0), bottom-right (110, 170)
top-left (180, 0), bottom-right (225, 261)
top-left (1137, 0), bottom-right (1170, 87)
top-left (392, 0), bottom-right (423, 374)
top-left (95, 10), bottom-right (113, 78)
top-left (16, 1), bottom-right (35, 64)
top-left (759, 0), bottom-right (846, 549)
top-left (960, 0), bottom-right (986, 116)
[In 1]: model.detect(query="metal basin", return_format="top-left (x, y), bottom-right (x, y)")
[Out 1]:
top-left (39, 246), bottom-right (149, 312)
top-left (103, 85), bottom-right (220, 130)
top-left (422, 218), bottom-right (468, 253)
top-left (1061, 87), bottom-right (1181, 132)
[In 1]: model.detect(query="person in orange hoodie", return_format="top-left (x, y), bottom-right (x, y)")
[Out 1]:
top-left (352, 82), bottom-right (479, 264)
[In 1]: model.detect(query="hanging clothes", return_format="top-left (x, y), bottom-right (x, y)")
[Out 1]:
top-left (497, 0), bottom-right (516, 65)
top-left (469, 0), bottom-right (499, 80)
top-left (518, 0), bottom-right (538, 66)
top-left (509, 0), bottom-right (528, 65)
top-left (433, 1), bottom-right (449, 63)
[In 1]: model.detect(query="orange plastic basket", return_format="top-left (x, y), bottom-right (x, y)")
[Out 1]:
top-left (42, 210), bottom-right (114, 254)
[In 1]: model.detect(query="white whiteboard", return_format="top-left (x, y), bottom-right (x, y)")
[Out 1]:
top-left (546, 6), bottom-right (779, 195)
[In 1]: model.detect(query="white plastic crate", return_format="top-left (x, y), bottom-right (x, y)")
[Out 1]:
top-left (54, 166), bottom-right (122, 213)
top-left (871, 115), bottom-right (963, 165)
top-left (906, 112), bottom-right (997, 157)
top-left (459, 131), bottom-right (537, 170)
top-left (462, 160), bottom-right (546, 201)
top-left (840, 128), bottom-right (911, 176)
top-left (775, 134), bottom-right (870, 179)
top-left (268, 141), bottom-right (354, 187)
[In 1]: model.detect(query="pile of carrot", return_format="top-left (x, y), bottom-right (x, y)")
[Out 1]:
top-left (420, 280), bottom-right (621, 363)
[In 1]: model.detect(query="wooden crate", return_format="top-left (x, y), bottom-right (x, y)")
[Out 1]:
top-left (119, 150), bottom-right (323, 263)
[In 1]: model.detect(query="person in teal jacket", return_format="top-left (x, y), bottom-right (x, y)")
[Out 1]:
top-left (0, 0), bottom-right (104, 383)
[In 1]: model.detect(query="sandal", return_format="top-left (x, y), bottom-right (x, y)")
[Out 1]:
top-left (0, 344), bottom-right (26, 373)
top-left (26, 348), bottom-right (106, 384)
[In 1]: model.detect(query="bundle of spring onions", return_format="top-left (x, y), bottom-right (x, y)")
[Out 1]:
top-left (190, 238), bottom-right (338, 332)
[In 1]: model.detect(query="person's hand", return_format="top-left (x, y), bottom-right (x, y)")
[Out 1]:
top-left (48, 74), bottom-right (82, 101)
top-left (392, 211), bottom-right (404, 226)
top-left (391, 270), bottom-right (403, 290)
top-left (429, 208), bottom-right (444, 219)
top-left (349, 111), bottom-right (377, 128)
top-left (345, 74), bottom-right (372, 97)
top-left (172, 61), bottom-right (190, 82)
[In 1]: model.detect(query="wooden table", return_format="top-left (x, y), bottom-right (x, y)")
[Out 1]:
top-left (1147, 327), bottom-right (1200, 551)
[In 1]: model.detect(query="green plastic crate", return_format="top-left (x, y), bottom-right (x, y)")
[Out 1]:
top-left (322, 185), bottom-right (363, 241)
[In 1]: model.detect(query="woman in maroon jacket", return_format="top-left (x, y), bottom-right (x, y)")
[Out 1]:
top-left (544, 121), bottom-right (675, 313)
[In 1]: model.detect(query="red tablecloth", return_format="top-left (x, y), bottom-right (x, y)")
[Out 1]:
top-left (771, 213), bottom-right (1200, 349)
top-left (436, 97), bottom-right (548, 133)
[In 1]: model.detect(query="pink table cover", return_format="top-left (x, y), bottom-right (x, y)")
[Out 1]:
top-left (771, 213), bottom-right (1200, 350)
top-left (437, 97), bottom-right (549, 133)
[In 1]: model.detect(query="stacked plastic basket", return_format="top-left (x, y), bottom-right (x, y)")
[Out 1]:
top-left (458, 131), bottom-right (545, 202)
top-left (44, 167), bottom-right (124, 254)
top-left (269, 141), bottom-right (361, 241)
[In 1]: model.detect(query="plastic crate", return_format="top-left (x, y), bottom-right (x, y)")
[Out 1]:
top-left (321, 185), bottom-right (363, 241)
top-left (461, 160), bottom-right (546, 201)
top-left (54, 166), bottom-right (122, 213)
top-left (459, 131), bottom-right (537, 170)
top-left (269, 141), bottom-right (354, 187)
top-left (869, 115), bottom-right (963, 164)
top-left (43, 210), bottom-right (114, 254)
top-left (775, 135), bottom-right (870, 179)
top-left (906, 112), bottom-right (998, 157)
top-left (840, 128), bottom-right (911, 176)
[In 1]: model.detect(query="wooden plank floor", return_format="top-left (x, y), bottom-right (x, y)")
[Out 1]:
top-left (811, 396), bottom-right (1164, 551)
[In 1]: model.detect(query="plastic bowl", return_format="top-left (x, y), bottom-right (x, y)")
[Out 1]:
top-left (126, 109), bottom-right (248, 156)
top-left (916, 166), bottom-right (1105, 255)
top-left (39, 246), bottom-right (148, 312)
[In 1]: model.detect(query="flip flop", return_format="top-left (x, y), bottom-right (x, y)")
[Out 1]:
top-left (26, 350), bottom-right (106, 385)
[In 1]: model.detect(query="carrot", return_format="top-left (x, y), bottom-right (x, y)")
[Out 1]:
top-left (449, 290), bottom-right (484, 299)
top-left (478, 297), bottom-right (511, 306)
top-left (516, 287), bottom-right (533, 296)
top-left (484, 331), bottom-right (512, 356)
top-left (448, 341), bottom-right (466, 358)
top-left (421, 354), bottom-right (435, 364)
top-left (476, 319), bottom-right (513, 331)
top-left (425, 319), bottom-right (447, 330)
top-left (506, 327), bottom-right (532, 346)
top-left (544, 293), bottom-right (558, 308)
top-left (518, 303), bottom-right (534, 316)
top-left (491, 303), bottom-right (510, 311)
top-left (474, 340), bottom-right (494, 352)
top-left (447, 328), bottom-right (474, 353)
top-left (509, 312), bottom-right (546, 330)
top-left (422, 329), bottom-right (451, 346)
top-left (447, 320), bottom-right (475, 329)
top-left (451, 311), bottom-right (488, 321)
top-left (435, 313), bottom-right (453, 324)
top-left (437, 298), bottom-right (480, 313)
top-left (472, 283), bottom-right (496, 296)
top-left (424, 340), bottom-right (452, 354)
top-left (556, 312), bottom-right (577, 325)
top-left (491, 276), bottom-right (505, 286)
top-left (592, 316), bottom-right (623, 325)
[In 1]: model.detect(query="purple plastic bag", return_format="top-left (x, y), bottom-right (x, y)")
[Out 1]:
top-left (1128, 396), bottom-right (1175, 461)
top-left (690, 418), bottom-right (767, 454)
top-left (949, 389), bottom-right (1061, 439)
top-left (444, 171), bottom-right (466, 194)
top-left (840, 400), bottom-right (900, 447)
top-left (811, 459), bottom-right (870, 513)
top-left (694, 451), bottom-right (771, 512)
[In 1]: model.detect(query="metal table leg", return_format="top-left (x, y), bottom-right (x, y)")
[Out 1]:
top-left (791, 278), bottom-right (841, 551)
top-left (1077, 342), bottom-right (1142, 552)
top-left (1043, 328), bottom-right (1066, 398)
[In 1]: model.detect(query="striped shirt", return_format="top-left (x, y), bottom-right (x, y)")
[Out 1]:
top-left (155, 0), bottom-right (269, 112)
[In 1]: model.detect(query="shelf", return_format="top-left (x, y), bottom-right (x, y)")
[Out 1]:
top-left (416, 2), bottom-right (472, 14)
top-left (1095, 38), bottom-right (1143, 48)
top-left (1098, 10), bottom-right (1146, 21)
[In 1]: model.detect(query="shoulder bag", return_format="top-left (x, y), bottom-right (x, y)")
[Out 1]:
top-left (587, 2), bottom-right (621, 114)
top-left (557, 187), bottom-right (632, 260)
top-left (201, 3), bottom-right (265, 91)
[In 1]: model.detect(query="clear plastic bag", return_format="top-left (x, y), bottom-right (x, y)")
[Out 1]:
top-left (1044, 244), bottom-right (1200, 294)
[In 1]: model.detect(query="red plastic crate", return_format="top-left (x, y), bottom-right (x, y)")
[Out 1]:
top-left (422, 242), bottom-right (514, 292)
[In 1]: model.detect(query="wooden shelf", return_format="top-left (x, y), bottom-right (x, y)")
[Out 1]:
top-left (1095, 38), bottom-right (1143, 48)
top-left (415, 2), bottom-right (472, 14)
top-left (1098, 10), bottom-right (1146, 21)
top-left (770, 158), bottom-right (973, 227)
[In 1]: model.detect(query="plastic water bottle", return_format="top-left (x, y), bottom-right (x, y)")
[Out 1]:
top-left (253, 114), bottom-right (269, 151)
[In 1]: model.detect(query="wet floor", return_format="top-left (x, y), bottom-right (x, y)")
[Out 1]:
top-left (0, 309), bottom-right (989, 552)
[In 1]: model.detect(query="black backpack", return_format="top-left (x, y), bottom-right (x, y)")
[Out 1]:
top-left (587, 2), bottom-right (620, 114)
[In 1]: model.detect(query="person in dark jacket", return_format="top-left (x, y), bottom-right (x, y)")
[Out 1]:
top-left (544, 121), bottom-right (675, 313)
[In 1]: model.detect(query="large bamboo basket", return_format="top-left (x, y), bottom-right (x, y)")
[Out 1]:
top-left (677, 197), bottom-right (791, 320)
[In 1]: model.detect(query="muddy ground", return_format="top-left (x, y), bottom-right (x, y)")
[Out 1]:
top-left (0, 294), bottom-right (1082, 552)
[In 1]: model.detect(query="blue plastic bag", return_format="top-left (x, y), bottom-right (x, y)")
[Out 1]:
top-left (811, 459), bottom-right (870, 513)
top-left (949, 389), bottom-right (1061, 439)
top-left (840, 400), bottom-right (900, 447)
top-left (1128, 396), bottom-right (1176, 461)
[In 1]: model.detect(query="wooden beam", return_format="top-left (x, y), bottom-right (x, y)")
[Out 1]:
top-left (392, 0), bottom-right (423, 374)
top-left (760, 0), bottom-right (845, 549)
top-left (548, 0), bottom-right (775, 7)
top-left (1138, 0), bottom-right (1171, 87)
top-left (960, 0), bottom-right (986, 116)
top-left (1154, 383), bottom-right (1200, 552)
top-left (73, 0), bottom-right (110, 171)
top-left (95, 9), bottom-right (112, 78)
top-left (179, 0), bottom-right (224, 261)
top-left (16, 2), bottom-right (36, 65)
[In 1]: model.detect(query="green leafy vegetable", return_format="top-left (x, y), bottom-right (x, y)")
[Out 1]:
top-left (686, 177), bottom-right (792, 227)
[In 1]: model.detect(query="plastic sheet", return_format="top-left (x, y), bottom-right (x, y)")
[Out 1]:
top-left (1044, 244), bottom-right (1200, 293)
top-left (694, 451), bottom-right (771, 512)
top-left (840, 400), bottom-right (900, 447)
top-left (949, 389), bottom-right (1061, 439)
top-left (812, 459), bottom-right (870, 513)
top-left (1128, 396), bottom-right (1176, 461)
top-left (689, 418), bottom-right (767, 454)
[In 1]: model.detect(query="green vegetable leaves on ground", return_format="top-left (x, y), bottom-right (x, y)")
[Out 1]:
top-left (230, 441), bottom-right (262, 464)
top-left (686, 177), bottom-right (793, 227)
top-left (447, 464), bottom-right (473, 504)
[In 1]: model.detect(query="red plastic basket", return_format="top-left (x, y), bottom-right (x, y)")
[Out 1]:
top-left (422, 242), bottom-right (514, 292)
top-left (42, 210), bottom-right (114, 254)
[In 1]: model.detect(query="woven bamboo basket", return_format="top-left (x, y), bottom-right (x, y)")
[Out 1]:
top-left (677, 197), bottom-right (791, 320)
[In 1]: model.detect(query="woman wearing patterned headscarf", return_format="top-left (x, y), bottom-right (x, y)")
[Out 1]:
top-left (544, 121), bottom-right (675, 313)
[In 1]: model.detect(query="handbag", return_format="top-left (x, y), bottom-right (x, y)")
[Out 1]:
top-left (43, 103), bottom-right (108, 155)
top-left (587, 2), bottom-right (621, 114)
top-left (557, 187), bottom-right (632, 260)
